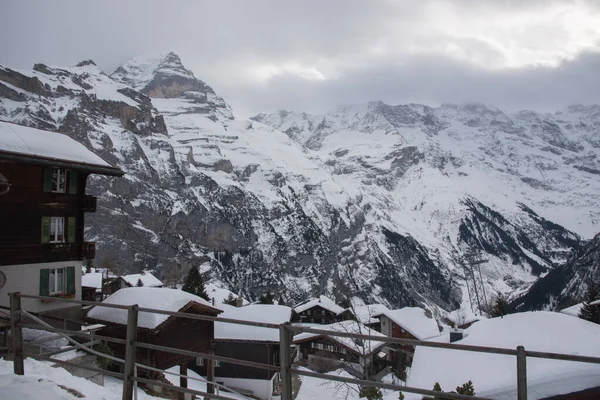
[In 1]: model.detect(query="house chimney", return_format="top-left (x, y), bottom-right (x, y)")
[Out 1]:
top-left (450, 329), bottom-right (464, 343)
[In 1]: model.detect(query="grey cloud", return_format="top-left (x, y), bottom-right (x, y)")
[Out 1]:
top-left (0, 0), bottom-right (599, 117)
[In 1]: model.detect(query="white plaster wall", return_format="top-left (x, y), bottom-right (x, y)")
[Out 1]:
top-left (0, 261), bottom-right (82, 313)
top-left (217, 375), bottom-right (277, 400)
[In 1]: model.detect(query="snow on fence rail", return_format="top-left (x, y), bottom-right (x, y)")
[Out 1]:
top-left (8, 292), bottom-right (600, 400)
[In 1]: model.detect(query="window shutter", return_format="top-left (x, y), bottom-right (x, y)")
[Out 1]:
top-left (67, 217), bottom-right (76, 243)
top-left (66, 266), bottom-right (76, 295)
top-left (69, 170), bottom-right (78, 194)
top-left (43, 168), bottom-right (53, 192)
top-left (39, 269), bottom-right (50, 296)
top-left (41, 217), bottom-right (51, 243)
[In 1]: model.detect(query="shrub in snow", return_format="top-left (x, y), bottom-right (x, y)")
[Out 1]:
top-left (359, 386), bottom-right (383, 400)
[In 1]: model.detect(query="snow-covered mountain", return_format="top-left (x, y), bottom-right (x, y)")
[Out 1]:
top-left (0, 52), bottom-right (597, 313)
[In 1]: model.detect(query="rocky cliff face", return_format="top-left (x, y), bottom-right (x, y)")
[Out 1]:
top-left (1, 53), bottom-right (597, 314)
top-left (510, 233), bottom-right (600, 311)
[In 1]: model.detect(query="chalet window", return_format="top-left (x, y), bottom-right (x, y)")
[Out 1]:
top-left (39, 266), bottom-right (75, 296)
top-left (196, 357), bottom-right (204, 366)
top-left (321, 310), bottom-right (325, 316)
top-left (43, 168), bottom-right (78, 194)
top-left (214, 360), bottom-right (221, 367)
top-left (50, 217), bottom-right (65, 243)
top-left (42, 216), bottom-right (76, 244)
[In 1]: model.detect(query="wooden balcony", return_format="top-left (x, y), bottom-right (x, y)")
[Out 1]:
top-left (83, 195), bottom-right (97, 212)
top-left (82, 242), bottom-right (96, 260)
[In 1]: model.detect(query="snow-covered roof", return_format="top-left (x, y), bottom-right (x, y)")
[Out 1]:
top-left (215, 304), bottom-right (292, 342)
top-left (0, 121), bottom-right (122, 175)
top-left (408, 312), bottom-right (600, 399)
top-left (121, 272), bottom-right (163, 288)
top-left (206, 283), bottom-right (249, 306)
top-left (87, 287), bottom-right (219, 329)
top-left (446, 307), bottom-right (484, 326)
top-left (81, 272), bottom-right (103, 289)
top-left (382, 307), bottom-right (440, 340)
top-left (294, 295), bottom-right (346, 315)
top-left (560, 303), bottom-right (583, 317)
top-left (352, 304), bottom-right (390, 325)
top-left (293, 320), bottom-right (387, 356)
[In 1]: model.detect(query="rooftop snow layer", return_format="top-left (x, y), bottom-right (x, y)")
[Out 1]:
top-left (407, 311), bottom-right (600, 399)
top-left (81, 272), bottom-right (103, 289)
top-left (87, 287), bottom-right (218, 329)
top-left (293, 320), bottom-right (387, 355)
top-left (382, 307), bottom-right (440, 340)
top-left (352, 304), bottom-right (390, 325)
top-left (560, 303), bottom-right (583, 317)
top-left (446, 307), bottom-right (484, 326)
top-left (294, 295), bottom-right (346, 315)
top-left (206, 283), bottom-right (249, 306)
top-left (215, 304), bottom-right (292, 342)
top-left (0, 121), bottom-right (113, 168)
top-left (121, 272), bottom-right (163, 288)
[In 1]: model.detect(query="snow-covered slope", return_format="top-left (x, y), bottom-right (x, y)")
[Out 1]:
top-left (0, 53), bottom-right (596, 313)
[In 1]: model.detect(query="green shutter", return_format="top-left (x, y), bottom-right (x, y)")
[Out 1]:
top-left (39, 269), bottom-right (50, 296)
top-left (43, 168), bottom-right (53, 192)
top-left (69, 170), bottom-right (78, 194)
top-left (67, 217), bottom-right (76, 243)
top-left (66, 266), bottom-right (76, 295)
top-left (41, 217), bottom-right (51, 243)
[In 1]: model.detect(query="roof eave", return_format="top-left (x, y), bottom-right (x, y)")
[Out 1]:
top-left (0, 149), bottom-right (124, 177)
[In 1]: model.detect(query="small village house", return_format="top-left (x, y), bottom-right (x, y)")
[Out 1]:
top-left (292, 295), bottom-right (354, 324)
top-left (87, 287), bottom-right (221, 380)
top-left (103, 270), bottom-right (163, 296)
top-left (352, 303), bottom-right (390, 332)
top-left (379, 307), bottom-right (440, 365)
top-left (81, 271), bottom-right (104, 302)
top-left (0, 121), bottom-right (122, 325)
top-left (293, 319), bottom-right (389, 380)
top-left (190, 304), bottom-right (292, 400)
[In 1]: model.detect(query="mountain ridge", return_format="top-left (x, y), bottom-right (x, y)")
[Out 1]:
top-left (0, 52), bottom-right (596, 316)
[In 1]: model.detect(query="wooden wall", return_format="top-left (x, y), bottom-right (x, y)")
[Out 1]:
top-left (0, 160), bottom-right (89, 266)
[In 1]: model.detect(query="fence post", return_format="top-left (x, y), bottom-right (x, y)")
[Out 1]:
top-left (122, 305), bottom-right (139, 400)
top-left (9, 292), bottom-right (24, 375)
top-left (279, 322), bottom-right (293, 400)
top-left (516, 345), bottom-right (527, 400)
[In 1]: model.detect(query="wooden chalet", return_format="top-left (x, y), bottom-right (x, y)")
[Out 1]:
top-left (293, 320), bottom-right (389, 380)
top-left (189, 304), bottom-right (292, 400)
top-left (86, 287), bottom-right (221, 379)
top-left (379, 307), bottom-right (440, 365)
top-left (292, 295), bottom-right (354, 324)
top-left (103, 271), bottom-right (163, 296)
top-left (352, 304), bottom-right (390, 332)
top-left (0, 121), bottom-right (122, 324)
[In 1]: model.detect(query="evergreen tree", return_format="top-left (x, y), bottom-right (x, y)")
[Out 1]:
top-left (579, 282), bottom-right (600, 324)
top-left (258, 292), bottom-right (274, 304)
top-left (181, 266), bottom-right (209, 301)
top-left (455, 381), bottom-right (475, 395)
top-left (489, 293), bottom-right (509, 318)
top-left (222, 293), bottom-right (238, 306)
top-left (136, 278), bottom-right (144, 287)
top-left (277, 295), bottom-right (286, 306)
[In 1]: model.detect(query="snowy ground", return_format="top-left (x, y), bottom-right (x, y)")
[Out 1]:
top-left (0, 358), bottom-right (160, 400)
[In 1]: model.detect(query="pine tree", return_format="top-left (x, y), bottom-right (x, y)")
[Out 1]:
top-left (277, 295), bottom-right (286, 306)
top-left (136, 278), bottom-right (144, 287)
top-left (489, 293), bottom-right (509, 318)
top-left (578, 282), bottom-right (600, 324)
top-left (181, 266), bottom-right (209, 301)
top-left (455, 381), bottom-right (475, 395)
top-left (222, 293), bottom-right (238, 306)
top-left (258, 292), bottom-right (274, 304)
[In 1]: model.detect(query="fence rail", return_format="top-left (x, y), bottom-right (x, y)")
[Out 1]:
top-left (7, 292), bottom-right (600, 400)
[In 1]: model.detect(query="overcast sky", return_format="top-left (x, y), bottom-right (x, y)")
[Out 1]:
top-left (1, 0), bottom-right (600, 116)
